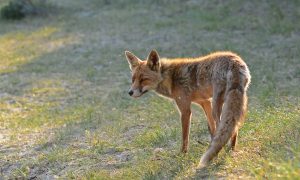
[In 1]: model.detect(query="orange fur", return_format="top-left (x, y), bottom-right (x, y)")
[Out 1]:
top-left (125, 50), bottom-right (251, 166)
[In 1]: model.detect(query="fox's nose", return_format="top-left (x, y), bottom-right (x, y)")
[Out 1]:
top-left (128, 90), bottom-right (134, 96)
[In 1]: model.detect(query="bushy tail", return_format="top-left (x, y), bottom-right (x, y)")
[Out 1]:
top-left (199, 67), bottom-right (248, 167)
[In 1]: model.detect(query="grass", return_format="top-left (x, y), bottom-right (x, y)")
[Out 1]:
top-left (0, 0), bottom-right (299, 179)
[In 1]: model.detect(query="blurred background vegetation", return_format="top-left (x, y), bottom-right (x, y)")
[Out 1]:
top-left (0, 0), bottom-right (299, 179)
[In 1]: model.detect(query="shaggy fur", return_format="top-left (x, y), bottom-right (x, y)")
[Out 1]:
top-left (125, 50), bottom-right (251, 167)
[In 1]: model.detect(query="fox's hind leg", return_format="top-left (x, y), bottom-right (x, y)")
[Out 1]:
top-left (230, 130), bottom-right (238, 150)
top-left (212, 84), bottom-right (225, 128)
top-left (197, 100), bottom-right (216, 140)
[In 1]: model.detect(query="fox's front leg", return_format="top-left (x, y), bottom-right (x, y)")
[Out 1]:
top-left (176, 99), bottom-right (192, 153)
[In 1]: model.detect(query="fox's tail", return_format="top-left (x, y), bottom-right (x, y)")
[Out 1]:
top-left (199, 64), bottom-right (249, 167)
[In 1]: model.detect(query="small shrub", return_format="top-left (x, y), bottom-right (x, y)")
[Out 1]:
top-left (1, 0), bottom-right (50, 20)
top-left (1, 1), bottom-right (25, 20)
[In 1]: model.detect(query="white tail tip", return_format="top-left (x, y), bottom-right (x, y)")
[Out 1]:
top-left (197, 156), bottom-right (209, 169)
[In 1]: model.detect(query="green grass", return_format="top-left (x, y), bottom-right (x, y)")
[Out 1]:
top-left (0, 0), bottom-right (299, 179)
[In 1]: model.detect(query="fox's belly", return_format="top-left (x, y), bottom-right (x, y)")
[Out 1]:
top-left (190, 85), bottom-right (213, 102)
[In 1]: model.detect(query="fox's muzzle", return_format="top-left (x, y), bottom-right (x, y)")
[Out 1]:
top-left (128, 88), bottom-right (148, 97)
top-left (128, 90), bottom-right (134, 96)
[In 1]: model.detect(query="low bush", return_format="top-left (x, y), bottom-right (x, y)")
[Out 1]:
top-left (1, 0), bottom-right (50, 20)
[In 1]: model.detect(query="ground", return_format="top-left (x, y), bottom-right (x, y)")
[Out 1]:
top-left (0, 0), bottom-right (299, 179)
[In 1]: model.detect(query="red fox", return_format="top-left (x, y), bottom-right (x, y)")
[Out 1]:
top-left (125, 50), bottom-right (251, 167)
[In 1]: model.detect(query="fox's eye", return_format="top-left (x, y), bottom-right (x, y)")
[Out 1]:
top-left (140, 78), bottom-right (149, 83)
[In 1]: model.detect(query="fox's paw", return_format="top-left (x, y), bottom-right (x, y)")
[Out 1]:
top-left (181, 147), bottom-right (188, 153)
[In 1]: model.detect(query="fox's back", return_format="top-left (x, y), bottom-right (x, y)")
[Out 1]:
top-left (161, 51), bottom-right (251, 94)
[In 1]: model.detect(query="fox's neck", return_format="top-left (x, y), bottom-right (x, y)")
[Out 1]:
top-left (155, 58), bottom-right (204, 98)
top-left (155, 61), bottom-right (174, 98)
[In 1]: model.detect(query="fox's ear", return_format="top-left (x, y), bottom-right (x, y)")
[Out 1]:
top-left (125, 51), bottom-right (141, 70)
top-left (147, 49), bottom-right (160, 71)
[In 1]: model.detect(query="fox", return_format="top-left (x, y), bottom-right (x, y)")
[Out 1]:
top-left (124, 50), bottom-right (251, 167)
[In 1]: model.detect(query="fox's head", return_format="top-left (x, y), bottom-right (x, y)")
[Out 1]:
top-left (125, 50), bottom-right (163, 98)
